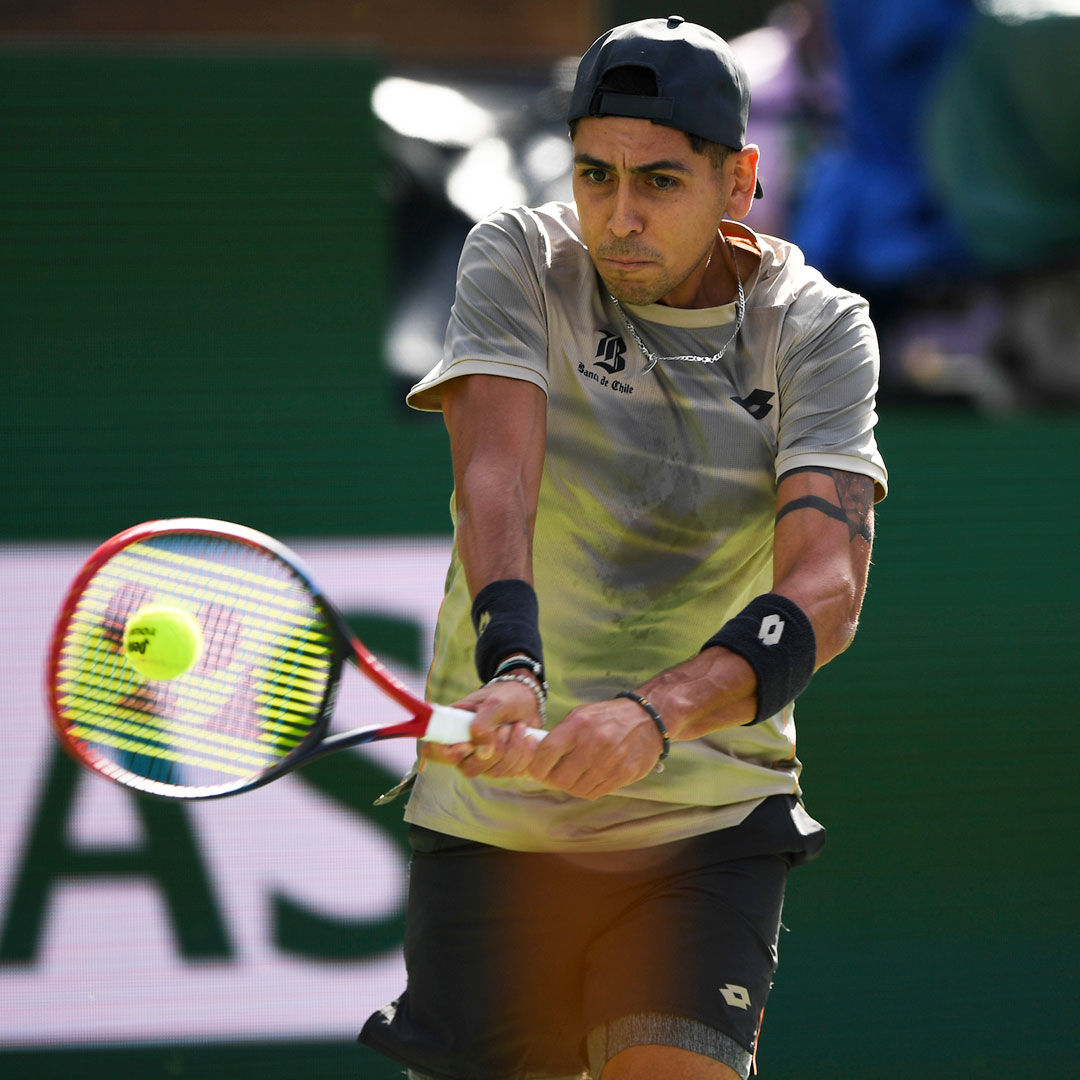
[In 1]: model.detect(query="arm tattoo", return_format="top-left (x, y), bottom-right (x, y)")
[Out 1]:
top-left (833, 472), bottom-right (875, 542)
top-left (777, 468), bottom-right (874, 543)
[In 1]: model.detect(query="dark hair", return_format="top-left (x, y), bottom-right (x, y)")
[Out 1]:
top-left (568, 64), bottom-right (733, 172)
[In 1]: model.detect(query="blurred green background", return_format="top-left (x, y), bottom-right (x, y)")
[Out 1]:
top-left (2, 7), bottom-right (1078, 1078)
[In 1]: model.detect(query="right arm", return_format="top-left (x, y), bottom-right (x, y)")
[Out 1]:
top-left (442, 374), bottom-right (546, 591)
top-left (424, 374), bottom-right (549, 776)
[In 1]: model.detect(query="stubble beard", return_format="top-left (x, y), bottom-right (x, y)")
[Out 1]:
top-left (593, 244), bottom-right (670, 306)
top-left (595, 231), bottom-right (721, 307)
top-left (603, 276), bottom-right (669, 306)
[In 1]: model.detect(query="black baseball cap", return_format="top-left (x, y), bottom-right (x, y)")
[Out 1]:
top-left (568, 14), bottom-right (763, 197)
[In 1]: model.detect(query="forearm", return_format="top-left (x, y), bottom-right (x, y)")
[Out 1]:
top-left (773, 557), bottom-right (864, 667)
top-left (639, 647), bottom-right (758, 740)
top-left (457, 466), bottom-right (544, 687)
top-left (638, 573), bottom-right (855, 742)
top-left (443, 374), bottom-right (546, 598)
top-left (455, 461), bottom-right (536, 595)
top-left (638, 477), bottom-right (874, 742)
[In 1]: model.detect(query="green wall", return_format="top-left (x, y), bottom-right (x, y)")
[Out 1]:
top-left (768, 409), bottom-right (1079, 1077)
top-left (2, 46), bottom-right (1078, 1080)
top-left (1, 45), bottom-right (451, 541)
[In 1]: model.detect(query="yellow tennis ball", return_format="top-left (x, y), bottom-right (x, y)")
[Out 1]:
top-left (123, 604), bottom-right (203, 681)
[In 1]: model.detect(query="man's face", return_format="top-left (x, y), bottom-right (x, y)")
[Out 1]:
top-left (572, 116), bottom-right (732, 307)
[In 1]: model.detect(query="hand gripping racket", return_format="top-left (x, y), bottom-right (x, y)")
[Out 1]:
top-left (47, 518), bottom-right (541, 800)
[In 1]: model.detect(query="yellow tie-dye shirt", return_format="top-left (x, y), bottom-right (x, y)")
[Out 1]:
top-left (403, 203), bottom-right (887, 852)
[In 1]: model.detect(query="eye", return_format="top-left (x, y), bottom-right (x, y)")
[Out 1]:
top-left (650, 174), bottom-right (679, 191)
top-left (577, 167), bottom-right (609, 185)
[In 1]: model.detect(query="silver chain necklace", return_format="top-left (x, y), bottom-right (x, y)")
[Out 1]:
top-left (609, 240), bottom-right (745, 375)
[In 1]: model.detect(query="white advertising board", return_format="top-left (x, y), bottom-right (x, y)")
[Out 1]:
top-left (0, 538), bottom-right (452, 1048)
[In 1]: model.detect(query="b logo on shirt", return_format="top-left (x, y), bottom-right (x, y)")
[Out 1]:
top-left (593, 332), bottom-right (627, 375)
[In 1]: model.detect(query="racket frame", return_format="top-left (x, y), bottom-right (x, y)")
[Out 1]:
top-left (46, 518), bottom-right (476, 799)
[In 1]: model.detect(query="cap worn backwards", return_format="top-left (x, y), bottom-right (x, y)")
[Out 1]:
top-left (568, 14), bottom-right (762, 198)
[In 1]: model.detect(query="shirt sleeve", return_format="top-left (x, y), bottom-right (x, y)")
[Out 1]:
top-left (406, 209), bottom-right (550, 412)
top-left (774, 289), bottom-right (889, 500)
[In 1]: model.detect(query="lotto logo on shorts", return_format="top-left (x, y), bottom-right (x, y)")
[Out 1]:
top-left (719, 983), bottom-right (752, 1010)
top-left (758, 614), bottom-right (785, 646)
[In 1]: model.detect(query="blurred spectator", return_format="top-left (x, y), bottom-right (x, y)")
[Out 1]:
top-left (791, 0), bottom-right (1080, 408)
top-left (792, 0), bottom-right (975, 285)
top-left (376, 1), bottom-right (1080, 408)
top-left (927, 4), bottom-right (1080, 270)
top-left (734, 2), bottom-right (843, 240)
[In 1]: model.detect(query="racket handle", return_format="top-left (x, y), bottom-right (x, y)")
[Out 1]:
top-left (424, 704), bottom-right (547, 744)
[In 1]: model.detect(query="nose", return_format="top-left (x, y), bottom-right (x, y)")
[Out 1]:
top-left (608, 185), bottom-right (643, 238)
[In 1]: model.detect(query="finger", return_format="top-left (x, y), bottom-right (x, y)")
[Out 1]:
top-left (485, 724), bottom-right (540, 778)
top-left (533, 740), bottom-right (597, 793)
top-left (467, 694), bottom-right (520, 745)
top-left (458, 738), bottom-right (510, 777)
top-left (457, 721), bottom-right (512, 776)
top-left (421, 740), bottom-right (475, 768)
top-left (525, 735), bottom-right (565, 783)
top-left (463, 723), bottom-right (522, 777)
top-left (526, 707), bottom-right (583, 778)
top-left (458, 753), bottom-right (489, 778)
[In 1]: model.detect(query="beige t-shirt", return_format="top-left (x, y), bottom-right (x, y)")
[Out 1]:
top-left (403, 202), bottom-right (887, 852)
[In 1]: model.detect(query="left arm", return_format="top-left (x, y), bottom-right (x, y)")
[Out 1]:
top-left (770, 465), bottom-right (874, 664)
top-left (526, 467), bottom-right (875, 798)
top-left (645, 465), bottom-right (875, 736)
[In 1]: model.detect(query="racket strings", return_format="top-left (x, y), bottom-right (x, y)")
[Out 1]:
top-left (53, 532), bottom-right (336, 795)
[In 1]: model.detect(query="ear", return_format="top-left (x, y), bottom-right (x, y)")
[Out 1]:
top-left (725, 145), bottom-right (760, 221)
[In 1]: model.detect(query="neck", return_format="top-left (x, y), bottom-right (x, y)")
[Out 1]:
top-left (659, 234), bottom-right (742, 309)
top-left (610, 249), bottom-right (745, 375)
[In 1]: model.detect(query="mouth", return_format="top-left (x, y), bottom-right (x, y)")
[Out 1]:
top-left (601, 257), bottom-right (655, 273)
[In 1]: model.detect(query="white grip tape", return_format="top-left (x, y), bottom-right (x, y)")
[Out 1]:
top-left (423, 704), bottom-right (546, 744)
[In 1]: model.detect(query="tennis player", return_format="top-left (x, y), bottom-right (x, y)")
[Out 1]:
top-left (361, 15), bottom-right (887, 1080)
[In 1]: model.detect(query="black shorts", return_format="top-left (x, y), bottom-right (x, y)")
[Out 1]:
top-left (359, 794), bottom-right (825, 1080)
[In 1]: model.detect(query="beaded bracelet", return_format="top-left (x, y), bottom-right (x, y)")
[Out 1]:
top-left (614, 690), bottom-right (670, 771)
top-left (485, 673), bottom-right (548, 725)
top-left (493, 653), bottom-right (548, 694)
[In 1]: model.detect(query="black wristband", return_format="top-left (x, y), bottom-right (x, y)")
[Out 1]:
top-left (701, 593), bottom-right (816, 724)
top-left (614, 691), bottom-right (670, 762)
top-left (471, 579), bottom-right (544, 684)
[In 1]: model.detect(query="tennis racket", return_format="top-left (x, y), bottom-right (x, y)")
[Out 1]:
top-left (47, 517), bottom-right (541, 800)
